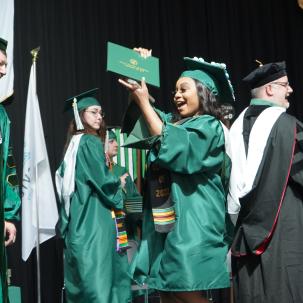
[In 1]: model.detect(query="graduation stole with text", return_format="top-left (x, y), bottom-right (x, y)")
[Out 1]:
top-left (147, 162), bottom-right (175, 233)
top-left (146, 117), bottom-right (191, 233)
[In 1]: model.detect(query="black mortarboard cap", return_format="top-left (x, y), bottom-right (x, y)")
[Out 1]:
top-left (243, 61), bottom-right (287, 89)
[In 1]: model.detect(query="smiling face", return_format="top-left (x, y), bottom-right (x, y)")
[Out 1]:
top-left (173, 77), bottom-right (201, 118)
top-left (82, 105), bottom-right (103, 131)
top-left (267, 76), bottom-right (293, 109)
top-left (0, 51), bottom-right (7, 79)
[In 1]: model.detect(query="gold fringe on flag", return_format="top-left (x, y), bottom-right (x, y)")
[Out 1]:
top-left (298, 0), bottom-right (303, 9)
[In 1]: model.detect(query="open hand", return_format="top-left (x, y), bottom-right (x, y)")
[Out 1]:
top-left (118, 77), bottom-right (149, 107)
top-left (120, 173), bottom-right (129, 188)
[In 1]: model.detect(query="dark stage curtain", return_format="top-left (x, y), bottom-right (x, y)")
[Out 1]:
top-left (5, 0), bottom-right (303, 302)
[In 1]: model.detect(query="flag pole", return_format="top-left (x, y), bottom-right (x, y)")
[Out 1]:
top-left (31, 46), bottom-right (42, 303)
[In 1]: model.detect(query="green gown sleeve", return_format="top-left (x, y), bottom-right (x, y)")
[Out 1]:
top-left (4, 146), bottom-right (21, 220)
top-left (0, 105), bottom-right (21, 221)
top-left (124, 175), bottom-right (142, 201)
top-left (77, 135), bottom-right (123, 209)
top-left (150, 115), bottom-right (225, 174)
top-left (112, 164), bottom-right (143, 212)
top-left (111, 163), bottom-right (143, 243)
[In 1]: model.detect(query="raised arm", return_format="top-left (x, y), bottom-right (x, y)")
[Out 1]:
top-left (118, 47), bottom-right (163, 136)
top-left (118, 77), bottom-right (163, 136)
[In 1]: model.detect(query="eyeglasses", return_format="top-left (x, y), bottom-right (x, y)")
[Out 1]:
top-left (85, 110), bottom-right (105, 118)
top-left (270, 81), bottom-right (290, 88)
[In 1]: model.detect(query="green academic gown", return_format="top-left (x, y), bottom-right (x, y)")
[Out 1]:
top-left (111, 163), bottom-right (142, 240)
top-left (0, 105), bottom-right (21, 303)
top-left (57, 134), bottom-right (131, 303)
top-left (130, 113), bottom-right (231, 291)
top-left (111, 163), bottom-right (142, 208)
top-left (111, 163), bottom-right (146, 298)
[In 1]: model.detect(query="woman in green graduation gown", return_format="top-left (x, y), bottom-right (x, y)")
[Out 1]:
top-left (55, 89), bottom-right (131, 303)
top-left (119, 51), bottom-right (234, 303)
top-left (105, 129), bottom-right (143, 222)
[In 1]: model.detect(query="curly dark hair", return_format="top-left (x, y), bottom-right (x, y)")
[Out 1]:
top-left (172, 79), bottom-right (226, 125)
top-left (63, 110), bottom-right (106, 156)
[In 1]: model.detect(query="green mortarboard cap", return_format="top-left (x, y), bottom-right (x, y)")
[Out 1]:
top-left (107, 129), bottom-right (117, 140)
top-left (243, 61), bottom-right (287, 89)
top-left (0, 37), bottom-right (8, 52)
top-left (122, 115), bottom-right (159, 149)
top-left (121, 101), bottom-right (141, 135)
top-left (181, 57), bottom-right (235, 103)
top-left (121, 101), bottom-right (159, 149)
top-left (64, 88), bottom-right (101, 112)
top-left (64, 88), bottom-right (101, 130)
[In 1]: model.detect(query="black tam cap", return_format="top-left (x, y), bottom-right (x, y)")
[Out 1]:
top-left (243, 61), bottom-right (287, 89)
top-left (0, 37), bottom-right (8, 52)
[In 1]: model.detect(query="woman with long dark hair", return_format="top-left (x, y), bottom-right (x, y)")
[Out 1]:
top-left (55, 89), bottom-right (131, 303)
top-left (119, 50), bottom-right (234, 303)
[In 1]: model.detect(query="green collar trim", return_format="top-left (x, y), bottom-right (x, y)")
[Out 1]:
top-left (250, 98), bottom-right (278, 107)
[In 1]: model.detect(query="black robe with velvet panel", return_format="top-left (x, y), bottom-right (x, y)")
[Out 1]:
top-left (232, 107), bottom-right (303, 303)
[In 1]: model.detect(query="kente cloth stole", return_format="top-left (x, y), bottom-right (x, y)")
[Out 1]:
top-left (148, 162), bottom-right (175, 233)
top-left (146, 118), bottom-right (191, 233)
top-left (108, 163), bottom-right (130, 252)
top-left (111, 210), bottom-right (130, 252)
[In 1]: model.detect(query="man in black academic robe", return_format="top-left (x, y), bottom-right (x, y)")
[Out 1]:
top-left (228, 61), bottom-right (303, 303)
